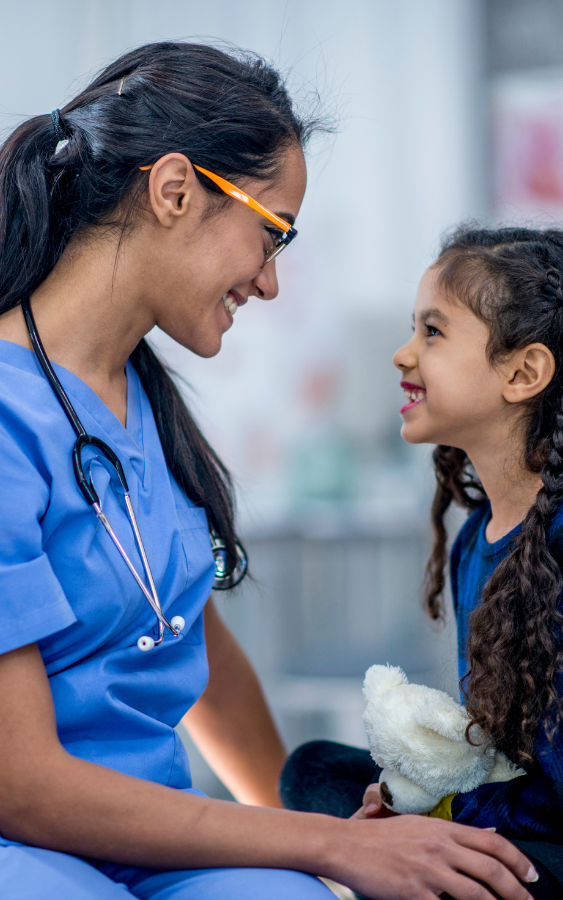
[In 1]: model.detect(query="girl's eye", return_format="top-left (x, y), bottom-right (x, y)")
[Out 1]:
top-left (425, 323), bottom-right (442, 338)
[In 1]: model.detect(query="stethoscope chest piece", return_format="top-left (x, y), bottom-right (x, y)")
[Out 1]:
top-left (211, 533), bottom-right (248, 591)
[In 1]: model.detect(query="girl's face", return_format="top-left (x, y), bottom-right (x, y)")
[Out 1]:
top-left (393, 267), bottom-right (509, 452)
top-left (136, 144), bottom-right (307, 359)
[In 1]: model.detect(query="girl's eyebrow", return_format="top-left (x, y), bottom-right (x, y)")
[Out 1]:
top-left (416, 307), bottom-right (450, 325)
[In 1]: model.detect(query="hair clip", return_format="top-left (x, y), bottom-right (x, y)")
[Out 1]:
top-left (118, 77), bottom-right (125, 96)
top-left (51, 109), bottom-right (65, 143)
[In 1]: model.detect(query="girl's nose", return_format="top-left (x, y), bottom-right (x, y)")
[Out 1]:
top-left (393, 337), bottom-right (417, 372)
top-left (252, 259), bottom-right (279, 301)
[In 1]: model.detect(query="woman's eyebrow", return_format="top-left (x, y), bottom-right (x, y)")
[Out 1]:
top-left (274, 212), bottom-right (295, 227)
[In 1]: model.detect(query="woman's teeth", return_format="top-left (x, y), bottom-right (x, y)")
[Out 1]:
top-left (404, 388), bottom-right (426, 403)
top-left (223, 293), bottom-right (238, 316)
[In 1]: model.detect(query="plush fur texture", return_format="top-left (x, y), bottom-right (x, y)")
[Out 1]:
top-left (362, 664), bottom-right (525, 814)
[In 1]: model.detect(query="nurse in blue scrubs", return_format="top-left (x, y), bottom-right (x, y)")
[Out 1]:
top-left (0, 40), bottom-right (534, 900)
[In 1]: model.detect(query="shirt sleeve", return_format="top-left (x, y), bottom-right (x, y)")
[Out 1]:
top-left (451, 770), bottom-right (563, 840)
top-left (0, 423), bottom-right (76, 655)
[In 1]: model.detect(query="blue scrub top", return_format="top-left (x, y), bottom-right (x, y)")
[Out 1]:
top-left (0, 340), bottom-right (214, 790)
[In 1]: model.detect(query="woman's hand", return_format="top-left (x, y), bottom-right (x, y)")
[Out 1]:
top-left (351, 782), bottom-right (399, 819)
top-left (328, 815), bottom-right (538, 900)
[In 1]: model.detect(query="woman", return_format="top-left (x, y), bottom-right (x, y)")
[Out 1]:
top-left (0, 41), bottom-right (535, 900)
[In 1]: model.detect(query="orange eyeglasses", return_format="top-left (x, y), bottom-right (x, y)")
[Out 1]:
top-left (139, 161), bottom-right (297, 267)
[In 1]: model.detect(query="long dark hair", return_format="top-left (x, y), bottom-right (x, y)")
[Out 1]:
top-left (0, 41), bottom-right (319, 577)
top-left (424, 226), bottom-right (563, 765)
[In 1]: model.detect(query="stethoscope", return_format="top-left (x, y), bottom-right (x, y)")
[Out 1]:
top-left (21, 297), bottom-right (248, 652)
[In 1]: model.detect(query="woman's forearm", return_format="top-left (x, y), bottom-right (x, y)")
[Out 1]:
top-left (2, 748), bottom-right (537, 900)
top-left (0, 644), bottom-right (329, 870)
top-left (0, 646), bottom-right (536, 899)
top-left (182, 597), bottom-right (286, 806)
top-left (1, 743), bottom-right (337, 870)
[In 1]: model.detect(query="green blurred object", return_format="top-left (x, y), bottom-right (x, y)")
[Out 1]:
top-left (289, 423), bottom-right (356, 508)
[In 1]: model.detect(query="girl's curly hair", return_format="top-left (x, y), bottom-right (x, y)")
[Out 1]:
top-left (425, 226), bottom-right (563, 765)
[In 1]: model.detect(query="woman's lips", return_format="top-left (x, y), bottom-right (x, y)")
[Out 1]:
top-left (400, 380), bottom-right (426, 415)
top-left (230, 289), bottom-right (247, 307)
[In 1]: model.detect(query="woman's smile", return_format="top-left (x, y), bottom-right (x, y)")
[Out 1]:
top-left (400, 380), bottom-right (427, 414)
top-left (222, 288), bottom-right (247, 321)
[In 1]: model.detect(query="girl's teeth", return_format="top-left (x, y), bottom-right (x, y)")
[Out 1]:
top-left (404, 389), bottom-right (426, 402)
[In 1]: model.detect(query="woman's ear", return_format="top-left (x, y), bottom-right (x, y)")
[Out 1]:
top-left (502, 343), bottom-right (556, 404)
top-left (146, 153), bottom-right (201, 228)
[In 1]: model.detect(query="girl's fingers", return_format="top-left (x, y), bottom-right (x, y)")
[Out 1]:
top-left (349, 800), bottom-right (382, 820)
top-left (356, 783), bottom-right (400, 818)
top-left (349, 783), bottom-right (384, 818)
top-left (361, 783), bottom-right (382, 809)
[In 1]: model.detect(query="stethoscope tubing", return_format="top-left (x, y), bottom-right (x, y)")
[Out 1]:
top-left (21, 296), bottom-right (178, 650)
top-left (20, 296), bottom-right (248, 649)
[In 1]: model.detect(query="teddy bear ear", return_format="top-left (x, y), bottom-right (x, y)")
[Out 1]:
top-left (363, 664), bottom-right (408, 701)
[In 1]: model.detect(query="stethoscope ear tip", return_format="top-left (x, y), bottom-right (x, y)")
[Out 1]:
top-left (137, 635), bottom-right (156, 652)
top-left (137, 617), bottom-right (185, 651)
top-left (170, 616), bottom-right (185, 634)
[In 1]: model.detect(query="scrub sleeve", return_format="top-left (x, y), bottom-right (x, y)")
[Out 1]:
top-left (0, 341), bottom-right (332, 899)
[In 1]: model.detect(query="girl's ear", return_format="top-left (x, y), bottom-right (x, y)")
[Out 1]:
top-left (502, 343), bottom-right (556, 404)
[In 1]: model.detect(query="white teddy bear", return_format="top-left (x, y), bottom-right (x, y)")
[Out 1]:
top-left (362, 664), bottom-right (525, 815)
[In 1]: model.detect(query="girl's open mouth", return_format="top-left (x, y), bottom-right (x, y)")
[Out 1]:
top-left (400, 381), bottom-right (426, 414)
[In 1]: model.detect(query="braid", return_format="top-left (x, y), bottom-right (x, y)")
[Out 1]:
top-left (428, 225), bottom-right (563, 763)
top-left (466, 393), bottom-right (563, 762)
top-left (424, 446), bottom-right (486, 619)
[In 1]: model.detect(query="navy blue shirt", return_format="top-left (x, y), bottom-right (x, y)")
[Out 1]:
top-left (450, 501), bottom-right (563, 839)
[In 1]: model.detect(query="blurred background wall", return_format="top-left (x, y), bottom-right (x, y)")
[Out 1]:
top-left (1, 0), bottom-right (560, 798)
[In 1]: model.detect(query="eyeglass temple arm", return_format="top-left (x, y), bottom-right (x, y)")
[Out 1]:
top-left (139, 163), bottom-right (293, 234)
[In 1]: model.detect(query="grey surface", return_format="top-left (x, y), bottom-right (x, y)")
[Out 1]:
top-left (488, 0), bottom-right (563, 72)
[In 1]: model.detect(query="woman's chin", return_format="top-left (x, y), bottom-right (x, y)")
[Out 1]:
top-left (172, 330), bottom-right (224, 359)
top-left (192, 337), bottom-right (224, 359)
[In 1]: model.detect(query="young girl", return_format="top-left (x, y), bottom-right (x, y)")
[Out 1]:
top-left (281, 226), bottom-right (563, 899)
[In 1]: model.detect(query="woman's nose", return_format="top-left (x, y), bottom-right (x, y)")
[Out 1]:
top-left (252, 259), bottom-right (279, 300)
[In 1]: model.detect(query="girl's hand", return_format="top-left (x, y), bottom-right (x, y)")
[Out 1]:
top-left (351, 782), bottom-right (400, 819)
top-left (330, 815), bottom-right (538, 900)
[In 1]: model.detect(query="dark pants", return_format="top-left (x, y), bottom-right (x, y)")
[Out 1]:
top-left (280, 740), bottom-right (563, 900)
